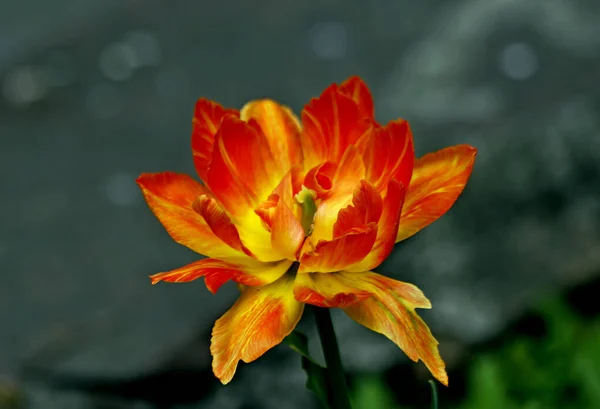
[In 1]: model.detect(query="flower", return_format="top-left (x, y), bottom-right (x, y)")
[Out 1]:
top-left (137, 76), bottom-right (476, 386)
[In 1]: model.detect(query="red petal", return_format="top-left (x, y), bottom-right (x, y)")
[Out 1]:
top-left (301, 179), bottom-right (388, 273)
top-left (362, 120), bottom-right (414, 192)
top-left (137, 172), bottom-right (244, 259)
top-left (149, 258), bottom-right (292, 294)
top-left (339, 76), bottom-right (374, 121)
top-left (396, 145), bottom-right (477, 242)
top-left (192, 195), bottom-right (253, 257)
top-left (191, 99), bottom-right (239, 182)
top-left (298, 224), bottom-right (378, 273)
top-left (346, 179), bottom-right (406, 272)
top-left (211, 275), bottom-right (304, 384)
top-left (333, 180), bottom-right (383, 238)
top-left (293, 272), bottom-right (372, 308)
top-left (149, 259), bottom-right (257, 293)
top-left (303, 161), bottom-right (336, 199)
top-left (205, 115), bottom-right (282, 217)
top-left (342, 272), bottom-right (448, 385)
top-left (301, 83), bottom-right (373, 170)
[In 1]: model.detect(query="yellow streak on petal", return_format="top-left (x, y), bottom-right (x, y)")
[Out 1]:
top-left (396, 144), bottom-right (477, 243)
top-left (211, 274), bottom-right (304, 384)
top-left (294, 272), bottom-right (373, 308)
top-left (240, 99), bottom-right (303, 171)
top-left (342, 272), bottom-right (448, 385)
top-left (311, 145), bottom-right (366, 242)
top-left (136, 172), bottom-right (248, 261)
top-left (235, 211), bottom-right (286, 262)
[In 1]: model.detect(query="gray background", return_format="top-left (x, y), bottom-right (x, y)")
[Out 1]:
top-left (1, 0), bottom-right (599, 408)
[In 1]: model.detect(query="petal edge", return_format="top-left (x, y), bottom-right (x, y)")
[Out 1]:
top-left (211, 275), bottom-right (304, 384)
top-left (137, 172), bottom-right (242, 259)
top-left (396, 145), bottom-right (477, 243)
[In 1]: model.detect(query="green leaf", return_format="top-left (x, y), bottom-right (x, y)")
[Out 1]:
top-left (302, 356), bottom-right (330, 407)
top-left (284, 330), bottom-right (312, 358)
top-left (284, 330), bottom-right (331, 407)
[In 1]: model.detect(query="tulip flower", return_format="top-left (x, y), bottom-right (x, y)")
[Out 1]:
top-left (137, 76), bottom-right (476, 389)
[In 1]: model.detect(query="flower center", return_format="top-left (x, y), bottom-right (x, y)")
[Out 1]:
top-left (295, 187), bottom-right (317, 236)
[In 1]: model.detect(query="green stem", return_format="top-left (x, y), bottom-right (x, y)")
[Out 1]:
top-left (313, 307), bottom-right (353, 409)
top-left (429, 380), bottom-right (439, 409)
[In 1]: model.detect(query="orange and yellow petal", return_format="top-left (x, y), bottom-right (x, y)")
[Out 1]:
top-left (149, 258), bottom-right (258, 292)
top-left (268, 167), bottom-right (304, 219)
top-left (150, 258), bottom-right (292, 294)
top-left (211, 274), bottom-right (304, 384)
top-left (136, 172), bottom-right (244, 260)
top-left (191, 99), bottom-right (239, 182)
top-left (310, 146), bottom-right (366, 242)
top-left (240, 100), bottom-right (303, 170)
top-left (203, 115), bottom-right (291, 262)
top-left (361, 120), bottom-right (414, 192)
top-left (237, 216), bottom-right (287, 263)
top-left (270, 199), bottom-right (305, 260)
top-left (300, 83), bottom-right (373, 170)
top-left (298, 224), bottom-right (378, 273)
top-left (396, 145), bottom-right (477, 243)
top-left (300, 177), bottom-right (385, 273)
top-left (254, 193), bottom-right (280, 229)
top-left (342, 272), bottom-right (448, 385)
top-left (293, 272), bottom-right (372, 308)
top-left (345, 179), bottom-right (406, 272)
top-left (338, 76), bottom-right (374, 121)
top-left (303, 161), bottom-right (336, 199)
top-left (333, 180), bottom-right (383, 238)
top-left (192, 195), bottom-right (253, 257)
top-left (205, 115), bottom-right (281, 217)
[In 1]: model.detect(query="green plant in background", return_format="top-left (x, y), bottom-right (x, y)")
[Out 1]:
top-left (459, 296), bottom-right (600, 409)
top-left (352, 374), bottom-right (405, 409)
top-left (0, 381), bottom-right (24, 409)
top-left (348, 294), bottom-right (600, 409)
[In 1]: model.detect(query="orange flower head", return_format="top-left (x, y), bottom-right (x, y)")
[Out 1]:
top-left (137, 76), bottom-right (476, 385)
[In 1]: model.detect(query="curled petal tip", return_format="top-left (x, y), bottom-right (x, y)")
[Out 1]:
top-left (440, 373), bottom-right (449, 387)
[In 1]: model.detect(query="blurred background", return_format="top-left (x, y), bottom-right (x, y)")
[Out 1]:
top-left (2, 0), bottom-right (600, 408)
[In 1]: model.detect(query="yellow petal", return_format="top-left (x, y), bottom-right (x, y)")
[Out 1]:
top-left (211, 274), bottom-right (304, 384)
top-left (240, 99), bottom-right (303, 170)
